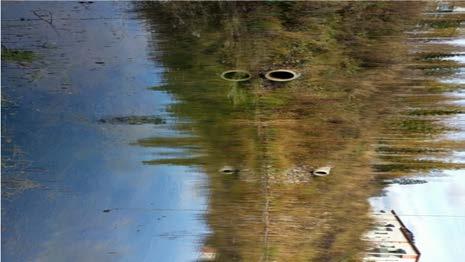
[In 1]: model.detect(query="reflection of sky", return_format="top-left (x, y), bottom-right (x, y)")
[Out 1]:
top-left (419, 150), bottom-right (465, 164)
top-left (441, 54), bottom-right (465, 63)
top-left (370, 170), bottom-right (465, 262)
top-left (440, 113), bottom-right (465, 141)
top-left (439, 42), bottom-right (465, 84)
top-left (371, 34), bottom-right (465, 262)
top-left (2, 2), bottom-right (207, 261)
top-left (439, 39), bottom-right (465, 141)
top-left (437, 38), bottom-right (465, 47)
top-left (441, 69), bottom-right (465, 84)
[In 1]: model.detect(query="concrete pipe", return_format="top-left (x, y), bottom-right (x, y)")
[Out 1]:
top-left (313, 166), bottom-right (331, 177)
top-left (219, 166), bottom-right (239, 174)
top-left (264, 69), bottom-right (300, 82)
top-left (220, 70), bottom-right (252, 82)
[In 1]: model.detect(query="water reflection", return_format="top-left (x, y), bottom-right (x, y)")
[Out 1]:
top-left (370, 3), bottom-right (465, 261)
top-left (136, 2), bottom-right (464, 260)
top-left (370, 170), bottom-right (465, 262)
top-left (2, 1), bottom-right (464, 261)
top-left (2, 2), bottom-right (207, 261)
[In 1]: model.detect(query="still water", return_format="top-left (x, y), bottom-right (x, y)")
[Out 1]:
top-left (370, 32), bottom-right (465, 261)
top-left (2, 2), bottom-right (464, 261)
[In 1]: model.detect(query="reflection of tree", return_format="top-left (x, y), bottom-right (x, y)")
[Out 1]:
top-left (134, 2), bottom-right (459, 261)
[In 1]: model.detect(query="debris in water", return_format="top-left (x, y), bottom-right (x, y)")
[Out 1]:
top-left (1, 46), bottom-right (36, 62)
top-left (1, 178), bottom-right (40, 198)
top-left (98, 116), bottom-right (165, 125)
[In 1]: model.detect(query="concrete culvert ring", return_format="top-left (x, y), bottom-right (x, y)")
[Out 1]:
top-left (219, 166), bottom-right (239, 174)
top-left (313, 166), bottom-right (331, 177)
top-left (220, 70), bottom-right (252, 82)
top-left (264, 69), bottom-right (300, 82)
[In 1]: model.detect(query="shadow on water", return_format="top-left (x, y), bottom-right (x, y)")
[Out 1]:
top-left (135, 2), bottom-right (464, 261)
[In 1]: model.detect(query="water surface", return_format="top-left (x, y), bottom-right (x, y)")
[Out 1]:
top-left (2, 1), bottom-right (465, 261)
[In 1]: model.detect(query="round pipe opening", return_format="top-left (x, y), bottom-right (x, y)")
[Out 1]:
top-left (219, 166), bottom-right (239, 174)
top-left (313, 166), bottom-right (331, 177)
top-left (221, 70), bottom-right (252, 82)
top-left (265, 69), bottom-right (300, 82)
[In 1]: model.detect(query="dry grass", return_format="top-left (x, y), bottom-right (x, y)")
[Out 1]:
top-left (136, 2), bottom-right (463, 261)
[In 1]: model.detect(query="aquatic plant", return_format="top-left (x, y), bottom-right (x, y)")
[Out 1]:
top-left (1, 46), bottom-right (36, 62)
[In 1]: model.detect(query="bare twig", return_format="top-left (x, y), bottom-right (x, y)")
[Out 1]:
top-left (32, 9), bottom-right (60, 35)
